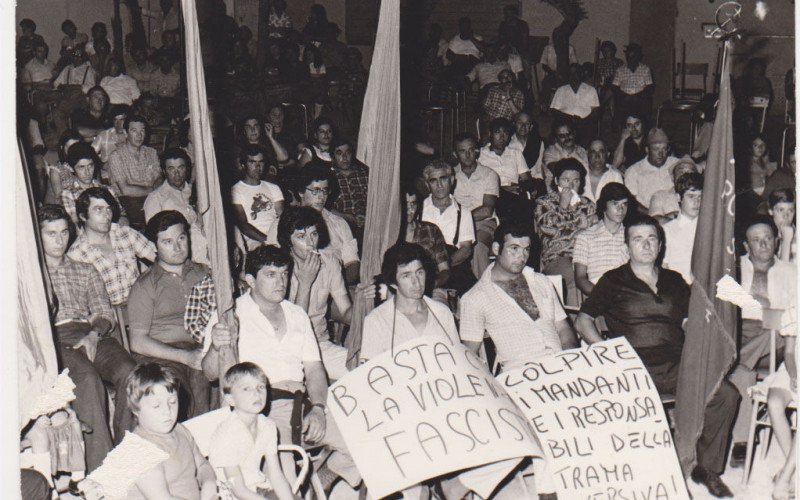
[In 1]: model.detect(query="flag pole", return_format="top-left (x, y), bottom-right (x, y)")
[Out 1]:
top-left (180, 0), bottom-right (237, 389)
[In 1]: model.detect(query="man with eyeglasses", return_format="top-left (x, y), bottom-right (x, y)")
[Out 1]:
top-left (231, 144), bottom-right (284, 248)
top-left (542, 120), bottom-right (588, 187)
top-left (295, 163), bottom-right (360, 285)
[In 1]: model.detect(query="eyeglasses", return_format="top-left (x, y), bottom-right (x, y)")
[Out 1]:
top-left (306, 187), bottom-right (329, 196)
top-left (556, 133), bottom-right (574, 139)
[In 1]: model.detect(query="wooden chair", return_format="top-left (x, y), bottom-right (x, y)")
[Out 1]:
top-left (748, 96), bottom-right (770, 134)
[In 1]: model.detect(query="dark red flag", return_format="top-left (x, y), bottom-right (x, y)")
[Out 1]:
top-left (675, 40), bottom-right (738, 474)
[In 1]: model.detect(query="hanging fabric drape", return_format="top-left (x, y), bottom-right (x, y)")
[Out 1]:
top-left (675, 40), bottom-right (737, 476)
top-left (345, 0), bottom-right (402, 369)
top-left (181, 0), bottom-right (237, 378)
top-left (17, 144), bottom-right (59, 431)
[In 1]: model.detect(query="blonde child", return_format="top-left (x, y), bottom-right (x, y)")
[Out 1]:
top-left (125, 362), bottom-right (217, 499)
top-left (209, 362), bottom-right (296, 500)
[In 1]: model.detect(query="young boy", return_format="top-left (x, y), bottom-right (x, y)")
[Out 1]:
top-left (209, 363), bottom-right (295, 500)
top-left (126, 363), bottom-right (217, 499)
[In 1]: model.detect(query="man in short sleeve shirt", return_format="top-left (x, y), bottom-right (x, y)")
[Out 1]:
top-left (460, 220), bottom-right (577, 371)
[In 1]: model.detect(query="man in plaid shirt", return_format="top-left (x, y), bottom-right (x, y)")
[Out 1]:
top-left (612, 43), bottom-right (654, 128)
top-left (39, 204), bottom-right (136, 471)
top-left (67, 186), bottom-right (156, 309)
top-left (481, 69), bottom-right (525, 124)
top-left (330, 139), bottom-right (368, 237)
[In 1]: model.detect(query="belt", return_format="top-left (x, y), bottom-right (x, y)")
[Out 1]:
top-left (54, 318), bottom-right (90, 327)
top-left (272, 388), bottom-right (307, 445)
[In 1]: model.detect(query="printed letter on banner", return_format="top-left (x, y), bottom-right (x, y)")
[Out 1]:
top-left (500, 337), bottom-right (690, 499)
top-left (327, 336), bottom-right (543, 498)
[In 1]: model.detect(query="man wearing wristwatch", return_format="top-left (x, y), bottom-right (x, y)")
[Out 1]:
top-left (234, 245), bottom-right (361, 491)
top-left (39, 204), bottom-right (136, 471)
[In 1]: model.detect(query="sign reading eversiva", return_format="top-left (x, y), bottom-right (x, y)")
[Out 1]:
top-left (500, 337), bottom-right (690, 500)
top-left (327, 337), bottom-right (543, 498)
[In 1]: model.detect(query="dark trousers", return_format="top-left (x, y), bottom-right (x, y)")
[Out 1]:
top-left (132, 345), bottom-right (211, 421)
top-left (648, 359), bottom-right (740, 475)
top-left (56, 322), bottom-right (136, 471)
top-left (117, 195), bottom-right (147, 232)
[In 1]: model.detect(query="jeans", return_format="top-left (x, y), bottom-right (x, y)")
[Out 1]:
top-left (56, 322), bottom-right (136, 471)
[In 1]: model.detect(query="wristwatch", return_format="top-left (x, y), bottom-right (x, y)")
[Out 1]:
top-left (311, 402), bottom-right (327, 414)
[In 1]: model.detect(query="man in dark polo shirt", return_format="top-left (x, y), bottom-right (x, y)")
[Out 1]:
top-left (127, 210), bottom-right (211, 418)
top-left (575, 215), bottom-right (738, 499)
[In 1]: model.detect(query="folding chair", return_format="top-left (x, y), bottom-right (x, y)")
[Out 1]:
top-left (748, 96), bottom-right (770, 134)
top-left (741, 307), bottom-right (797, 484)
top-left (183, 407), bottom-right (319, 497)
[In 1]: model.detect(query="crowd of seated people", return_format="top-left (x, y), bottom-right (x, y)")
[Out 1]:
top-left (15, 2), bottom-right (798, 499)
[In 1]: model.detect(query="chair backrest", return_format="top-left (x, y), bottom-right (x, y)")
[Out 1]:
top-left (183, 407), bottom-right (310, 495)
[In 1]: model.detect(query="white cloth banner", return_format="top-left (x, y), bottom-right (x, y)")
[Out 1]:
top-left (328, 336), bottom-right (543, 498)
top-left (499, 338), bottom-right (690, 499)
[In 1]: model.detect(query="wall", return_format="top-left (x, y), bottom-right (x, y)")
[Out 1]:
top-left (522, 0), bottom-right (631, 65)
top-left (675, 0), bottom-right (795, 117)
top-left (17, 0), bottom-right (112, 57)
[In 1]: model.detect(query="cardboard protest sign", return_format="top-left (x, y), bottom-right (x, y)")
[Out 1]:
top-left (500, 338), bottom-right (690, 500)
top-left (328, 336), bottom-right (543, 498)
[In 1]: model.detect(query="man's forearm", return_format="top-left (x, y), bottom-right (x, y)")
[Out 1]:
top-left (130, 330), bottom-right (196, 365)
top-left (451, 244), bottom-right (472, 266)
top-left (305, 364), bottom-right (328, 405)
top-left (471, 205), bottom-right (493, 221)
top-left (575, 313), bottom-right (603, 344)
top-left (238, 222), bottom-right (267, 243)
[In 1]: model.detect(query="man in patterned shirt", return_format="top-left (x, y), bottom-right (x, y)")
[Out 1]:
top-left (612, 43), bottom-right (654, 128)
top-left (330, 138), bottom-right (368, 237)
top-left (480, 69), bottom-right (524, 124)
top-left (108, 114), bottom-right (162, 230)
top-left (460, 219), bottom-right (577, 372)
top-left (67, 187), bottom-right (157, 310)
top-left (39, 204), bottom-right (136, 471)
top-left (573, 182), bottom-right (632, 296)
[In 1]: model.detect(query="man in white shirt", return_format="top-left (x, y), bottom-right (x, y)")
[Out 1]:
top-left (144, 148), bottom-right (209, 265)
top-left (446, 17), bottom-right (483, 73)
top-left (583, 139), bottom-right (623, 203)
top-left (21, 41), bottom-right (55, 92)
top-left (507, 111), bottom-right (544, 179)
top-left (453, 133), bottom-right (500, 277)
top-left (550, 64), bottom-right (600, 145)
top-left (99, 58), bottom-right (141, 105)
top-left (624, 128), bottom-right (679, 211)
top-left (662, 172), bottom-right (703, 284)
top-left (231, 145), bottom-right (284, 249)
top-left (232, 245), bottom-right (361, 489)
top-left (421, 160), bottom-right (477, 293)
top-left (478, 118), bottom-right (531, 189)
top-left (728, 217), bottom-right (798, 467)
top-left (465, 45), bottom-right (511, 90)
top-left (461, 219), bottom-right (577, 371)
top-left (53, 48), bottom-right (98, 136)
top-left (543, 120), bottom-right (588, 186)
top-left (648, 157), bottom-right (698, 221)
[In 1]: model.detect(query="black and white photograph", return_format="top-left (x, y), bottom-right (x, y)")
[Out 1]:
top-left (6, 0), bottom-right (799, 498)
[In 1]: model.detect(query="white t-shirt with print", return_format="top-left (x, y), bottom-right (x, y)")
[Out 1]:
top-left (231, 180), bottom-right (283, 246)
